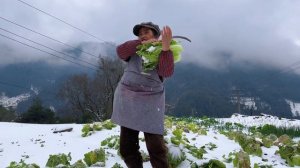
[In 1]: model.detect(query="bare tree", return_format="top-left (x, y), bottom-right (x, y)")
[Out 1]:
top-left (58, 56), bottom-right (124, 122)
top-left (96, 56), bottom-right (124, 119)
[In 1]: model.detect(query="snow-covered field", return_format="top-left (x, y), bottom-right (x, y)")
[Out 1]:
top-left (0, 114), bottom-right (300, 168)
top-left (218, 113), bottom-right (300, 129)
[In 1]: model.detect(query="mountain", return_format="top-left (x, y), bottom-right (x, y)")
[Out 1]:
top-left (0, 41), bottom-right (117, 114)
top-left (165, 62), bottom-right (300, 119)
top-left (1, 42), bottom-right (300, 119)
top-left (0, 60), bottom-right (95, 113)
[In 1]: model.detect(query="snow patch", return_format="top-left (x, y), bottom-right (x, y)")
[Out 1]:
top-left (231, 96), bottom-right (257, 110)
top-left (0, 92), bottom-right (31, 109)
top-left (30, 85), bottom-right (39, 95)
top-left (219, 113), bottom-right (300, 128)
top-left (286, 99), bottom-right (300, 117)
top-left (49, 106), bottom-right (56, 113)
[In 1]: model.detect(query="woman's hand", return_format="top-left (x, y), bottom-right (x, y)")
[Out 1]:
top-left (161, 26), bottom-right (172, 51)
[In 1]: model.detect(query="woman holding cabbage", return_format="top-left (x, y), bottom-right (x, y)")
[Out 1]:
top-left (111, 22), bottom-right (182, 168)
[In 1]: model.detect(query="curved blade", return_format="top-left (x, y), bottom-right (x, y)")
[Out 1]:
top-left (172, 35), bottom-right (191, 42)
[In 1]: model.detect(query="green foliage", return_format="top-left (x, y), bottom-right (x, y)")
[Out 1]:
top-left (275, 144), bottom-right (300, 166)
top-left (187, 122), bottom-right (199, 133)
top-left (201, 159), bottom-right (226, 168)
top-left (291, 155), bottom-right (300, 166)
top-left (92, 123), bottom-right (103, 131)
top-left (170, 136), bottom-right (181, 146)
top-left (254, 124), bottom-right (300, 138)
top-left (253, 163), bottom-right (273, 168)
top-left (83, 148), bottom-right (106, 166)
top-left (81, 124), bottom-right (93, 137)
top-left (244, 142), bottom-right (262, 157)
top-left (101, 135), bottom-right (120, 149)
top-left (277, 145), bottom-right (295, 160)
top-left (262, 135), bottom-right (275, 148)
top-left (19, 98), bottom-right (56, 124)
top-left (233, 123), bottom-right (245, 129)
top-left (172, 128), bottom-right (183, 139)
top-left (164, 116), bottom-right (173, 129)
top-left (274, 134), bottom-right (293, 146)
top-left (70, 159), bottom-right (87, 168)
top-left (223, 152), bottom-right (236, 163)
top-left (170, 128), bottom-right (185, 146)
top-left (218, 122), bottom-right (246, 135)
top-left (140, 150), bottom-right (150, 162)
top-left (185, 145), bottom-right (206, 159)
top-left (260, 124), bottom-right (277, 135)
top-left (111, 163), bottom-right (123, 168)
top-left (220, 131), bottom-right (238, 140)
top-left (206, 142), bottom-right (217, 150)
top-left (136, 40), bottom-right (182, 71)
top-left (200, 117), bottom-right (219, 127)
top-left (81, 120), bottom-right (116, 137)
top-left (102, 120), bottom-right (117, 130)
top-left (252, 132), bottom-right (263, 139)
top-left (249, 126), bottom-right (257, 133)
top-left (190, 147), bottom-right (205, 159)
top-left (46, 152), bottom-right (71, 167)
top-left (198, 128), bottom-right (207, 135)
top-left (267, 134), bottom-right (278, 141)
top-left (167, 145), bottom-right (186, 168)
top-left (225, 131), bottom-right (262, 157)
top-left (190, 162), bottom-right (199, 168)
top-left (233, 150), bottom-right (251, 168)
top-left (7, 159), bottom-right (40, 168)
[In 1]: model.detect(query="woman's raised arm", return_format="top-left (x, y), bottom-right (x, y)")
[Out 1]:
top-left (116, 40), bottom-right (141, 61)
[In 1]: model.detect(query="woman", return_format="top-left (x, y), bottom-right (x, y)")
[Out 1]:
top-left (111, 22), bottom-right (174, 168)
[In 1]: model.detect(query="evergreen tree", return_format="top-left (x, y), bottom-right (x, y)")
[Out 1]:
top-left (19, 98), bottom-right (56, 124)
top-left (0, 105), bottom-right (16, 122)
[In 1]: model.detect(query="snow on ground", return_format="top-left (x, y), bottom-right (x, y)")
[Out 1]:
top-left (0, 122), bottom-right (150, 167)
top-left (0, 114), bottom-right (300, 167)
top-left (218, 113), bottom-right (300, 129)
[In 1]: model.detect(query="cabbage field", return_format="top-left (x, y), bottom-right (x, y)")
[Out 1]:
top-left (1, 113), bottom-right (300, 167)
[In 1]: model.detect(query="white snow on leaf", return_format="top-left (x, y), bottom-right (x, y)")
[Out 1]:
top-left (141, 56), bottom-right (150, 63)
top-left (146, 46), bottom-right (156, 52)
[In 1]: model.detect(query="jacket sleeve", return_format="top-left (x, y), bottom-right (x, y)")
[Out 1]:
top-left (156, 50), bottom-right (174, 78)
top-left (116, 39), bottom-right (142, 61)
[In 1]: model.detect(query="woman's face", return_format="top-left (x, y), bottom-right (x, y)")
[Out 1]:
top-left (138, 27), bottom-right (157, 41)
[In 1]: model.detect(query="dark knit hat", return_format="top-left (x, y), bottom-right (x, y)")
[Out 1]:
top-left (133, 22), bottom-right (161, 37)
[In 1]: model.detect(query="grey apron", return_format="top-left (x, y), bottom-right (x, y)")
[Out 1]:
top-left (111, 54), bottom-right (165, 135)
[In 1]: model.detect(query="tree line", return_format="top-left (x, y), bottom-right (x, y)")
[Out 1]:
top-left (0, 56), bottom-right (125, 123)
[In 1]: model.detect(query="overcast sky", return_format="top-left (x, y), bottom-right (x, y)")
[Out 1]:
top-left (1, 0), bottom-right (300, 72)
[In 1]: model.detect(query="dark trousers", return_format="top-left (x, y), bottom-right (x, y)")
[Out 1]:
top-left (119, 126), bottom-right (169, 168)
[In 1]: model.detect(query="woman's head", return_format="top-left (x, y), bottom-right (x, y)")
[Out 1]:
top-left (133, 22), bottom-right (160, 41)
